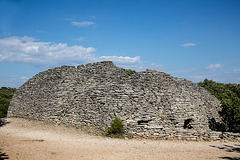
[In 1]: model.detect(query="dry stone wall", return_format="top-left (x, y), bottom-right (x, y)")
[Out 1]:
top-left (8, 61), bottom-right (240, 141)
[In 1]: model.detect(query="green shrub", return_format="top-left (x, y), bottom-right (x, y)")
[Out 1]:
top-left (107, 117), bottom-right (124, 137)
top-left (123, 69), bottom-right (136, 75)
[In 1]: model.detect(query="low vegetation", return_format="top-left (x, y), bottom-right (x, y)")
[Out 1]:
top-left (0, 87), bottom-right (16, 118)
top-left (198, 79), bottom-right (240, 132)
top-left (123, 69), bottom-right (136, 75)
top-left (107, 117), bottom-right (125, 138)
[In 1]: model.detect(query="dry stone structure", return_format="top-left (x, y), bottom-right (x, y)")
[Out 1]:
top-left (8, 61), bottom-right (240, 141)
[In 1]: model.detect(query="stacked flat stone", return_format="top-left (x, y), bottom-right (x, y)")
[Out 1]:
top-left (8, 61), bottom-right (239, 141)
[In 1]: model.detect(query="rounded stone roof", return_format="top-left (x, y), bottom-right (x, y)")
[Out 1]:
top-left (8, 61), bottom-right (224, 139)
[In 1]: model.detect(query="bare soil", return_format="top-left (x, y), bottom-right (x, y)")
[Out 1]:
top-left (0, 118), bottom-right (239, 160)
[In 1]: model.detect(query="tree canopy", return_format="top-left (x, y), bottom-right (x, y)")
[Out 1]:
top-left (0, 87), bottom-right (16, 118)
top-left (198, 79), bottom-right (240, 132)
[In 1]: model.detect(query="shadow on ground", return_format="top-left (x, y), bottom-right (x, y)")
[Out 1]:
top-left (0, 149), bottom-right (9, 160)
top-left (0, 119), bottom-right (9, 127)
top-left (0, 119), bottom-right (10, 160)
top-left (210, 143), bottom-right (240, 160)
top-left (220, 157), bottom-right (240, 160)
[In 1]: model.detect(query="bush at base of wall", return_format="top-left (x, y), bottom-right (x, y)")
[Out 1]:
top-left (107, 117), bottom-right (125, 138)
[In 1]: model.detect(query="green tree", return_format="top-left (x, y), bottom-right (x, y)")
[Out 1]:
top-left (0, 87), bottom-right (16, 118)
top-left (198, 79), bottom-right (240, 132)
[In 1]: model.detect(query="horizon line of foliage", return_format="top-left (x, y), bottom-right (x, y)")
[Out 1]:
top-left (198, 79), bottom-right (240, 133)
top-left (0, 87), bottom-right (17, 118)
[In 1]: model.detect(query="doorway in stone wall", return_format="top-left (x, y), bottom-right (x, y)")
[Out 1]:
top-left (137, 120), bottom-right (150, 125)
top-left (183, 118), bottom-right (193, 129)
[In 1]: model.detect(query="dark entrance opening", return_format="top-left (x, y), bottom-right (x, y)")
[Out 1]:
top-left (183, 119), bottom-right (193, 129)
top-left (137, 120), bottom-right (150, 125)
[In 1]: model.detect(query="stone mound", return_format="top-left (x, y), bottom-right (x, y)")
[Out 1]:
top-left (8, 61), bottom-right (225, 140)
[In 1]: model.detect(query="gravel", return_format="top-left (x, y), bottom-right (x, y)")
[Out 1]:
top-left (0, 118), bottom-right (239, 160)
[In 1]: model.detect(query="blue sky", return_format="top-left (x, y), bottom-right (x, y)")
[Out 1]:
top-left (0, 0), bottom-right (240, 87)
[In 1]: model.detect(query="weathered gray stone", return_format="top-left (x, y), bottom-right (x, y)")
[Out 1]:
top-left (7, 61), bottom-right (240, 141)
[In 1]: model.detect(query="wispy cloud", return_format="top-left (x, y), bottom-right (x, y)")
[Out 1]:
top-left (0, 36), bottom-right (141, 68)
top-left (90, 16), bottom-right (96, 19)
top-left (99, 56), bottom-right (140, 64)
top-left (190, 75), bottom-right (206, 81)
top-left (0, 75), bottom-right (29, 88)
top-left (36, 30), bottom-right (47, 33)
top-left (206, 64), bottom-right (223, 70)
top-left (63, 18), bottom-right (95, 27)
top-left (19, 76), bottom-right (29, 80)
top-left (74, 37), bottom-right (87, 41)
top-left (234, 69), bottom-right (240, 72)
top-left (71, 21), bottom-right (95, 27)
top-left (169, 68), bottom-right (195, 74)
top-left (180, 43), bottom-right (197, 48)
top-left (1, 32), bottom-right (11, 36)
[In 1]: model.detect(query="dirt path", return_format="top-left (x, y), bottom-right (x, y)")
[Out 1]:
top-left (0, 118), bottom-right (239, 160)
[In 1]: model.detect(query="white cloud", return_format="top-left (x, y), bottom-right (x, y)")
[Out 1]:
top-left (149, 63), bottom-right (163, 69)
top-left (0, 36), bottom-right (141, 68)
top-left (36, 30), bottom-right (47, 33)
top-left (169, 68), bottom-right (195, 74)
top-left (234, 69), bottom-right (240, 72)
top-left (63, 18), bottom-right (95, 27)
top-left (206, 64), bottom-right (223, 70)
top-left (99, 56), bottom-right (141, 64)
top-left (19, 76), bottom-right (29, 80)
top-left (180, 43), bottom-right (197, 47)
top-left (90, 16), bottom-right (96, 19)
top-left (0, 36), bottom-right (96, 66)
top-left (71, 21), bottom-right (95, 27)
top-left (0, 75), bottom-right (29, 88)
top-left (1, 32), bottom-right (11, 36)
top-left (190, 75), bottom-right (206, 81)
top-left (75, 37), bottom-right (87, 41)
